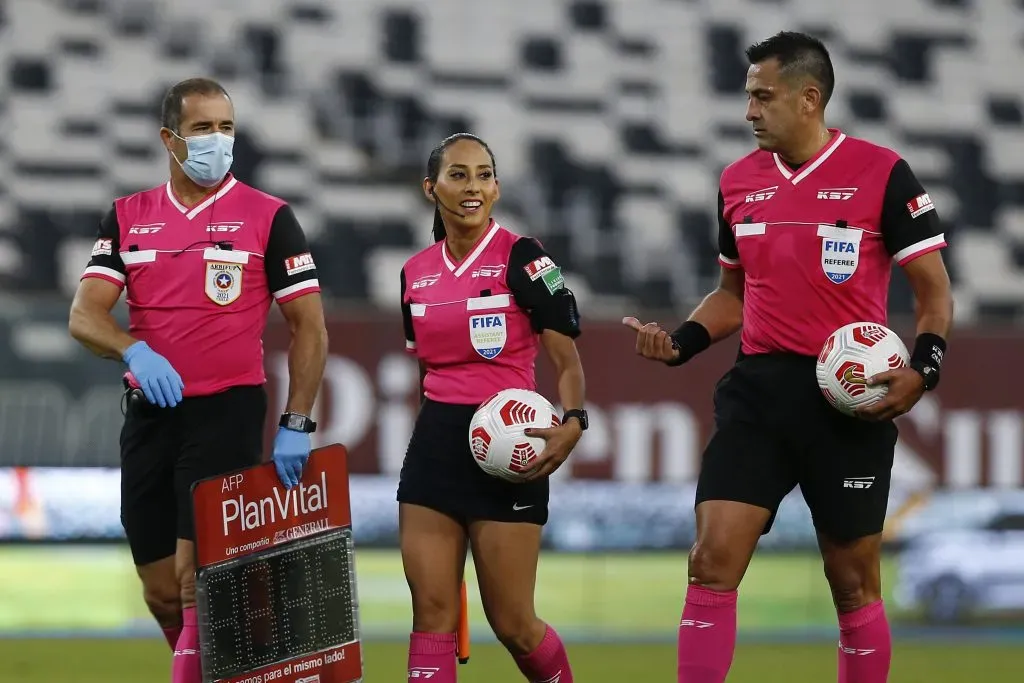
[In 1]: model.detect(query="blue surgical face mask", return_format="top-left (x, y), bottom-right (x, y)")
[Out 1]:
top-left (171, 131), bottom-right (234, 188)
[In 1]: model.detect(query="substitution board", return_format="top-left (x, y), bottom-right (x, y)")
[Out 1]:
top-left (192, 444), bottom-right (363, 683)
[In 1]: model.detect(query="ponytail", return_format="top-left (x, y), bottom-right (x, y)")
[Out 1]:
top-left (432, 206), bottom-right (445, 243)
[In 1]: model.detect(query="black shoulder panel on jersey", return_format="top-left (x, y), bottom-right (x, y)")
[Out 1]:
top-left (400, 268), bottom-right (415, 346)
top-left (880, 159), bottom-right (944, 260)
top-left (83, 204), bottom-right (127, 280)
top-left (264, 204), bottom-right (319, 299)
top-left (717, 190), bottom-right (739, 261)
top-left (506, 236), bottom-right (581, 338)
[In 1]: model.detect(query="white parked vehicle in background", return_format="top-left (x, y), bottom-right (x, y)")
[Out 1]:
top-left (895, 496), bottom-right (1024, 623)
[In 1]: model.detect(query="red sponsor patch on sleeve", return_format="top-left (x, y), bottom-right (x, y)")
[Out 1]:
top-left (284, 252), bottom-right (316, 276)
top-left (91, 238), bottom-right (112, 257)
top-left (523, 256), bottom-right (555, 281)
top-left (906, 193), bottom-right (935, 219)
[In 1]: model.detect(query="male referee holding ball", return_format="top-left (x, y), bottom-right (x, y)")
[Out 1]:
top-left (69, 77), bottom-right (327, 683)
top-left (626, 33), bottom-right (953, 683)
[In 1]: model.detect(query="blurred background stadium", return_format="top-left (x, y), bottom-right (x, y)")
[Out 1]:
top-left (1, 0), bottom-right (1023, 680)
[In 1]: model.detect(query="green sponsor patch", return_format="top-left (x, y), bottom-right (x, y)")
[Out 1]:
top-left (541, 266), bottom-right (564, 294)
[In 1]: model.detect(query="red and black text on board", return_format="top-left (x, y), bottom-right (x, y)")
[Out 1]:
top-left (192, 445), bottom-right (363, 683)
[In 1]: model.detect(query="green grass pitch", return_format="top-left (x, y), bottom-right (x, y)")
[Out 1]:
top-left (0, 546), bottom-right (896, 634)
top-left (1, 547), bottom-right (1021, 681)
top-left (2, 639), bottom-right (1022, 682)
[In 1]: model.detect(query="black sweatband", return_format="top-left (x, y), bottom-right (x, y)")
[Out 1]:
top-left (910, 332), bottom-right (946, 391)
top-left (666, 320), bottom-right (711, 367)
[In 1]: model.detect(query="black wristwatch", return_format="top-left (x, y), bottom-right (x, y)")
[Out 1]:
top-left (562, 409), bottom-right (589, 431)
top-left (280, 412), bottom-right (317, 433)
top-left (910, 361), bottom-right (940, 392)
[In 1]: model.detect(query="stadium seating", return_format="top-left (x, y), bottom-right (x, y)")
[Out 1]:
top-left (0, 0), bottom-right (1021, 319)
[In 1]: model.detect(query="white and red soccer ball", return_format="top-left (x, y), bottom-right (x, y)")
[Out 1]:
top-left (815, 322), bottom-right (910, 416)
top-left (469, 389), bottom-right (560, 482)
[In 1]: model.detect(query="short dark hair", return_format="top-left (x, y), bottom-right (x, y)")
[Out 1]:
top-left (745, 31), bottom-right (835, 107)
top-left (160, 77), bottom-right (230, 132)
top-left (426, 133), bottom-right (497, 243)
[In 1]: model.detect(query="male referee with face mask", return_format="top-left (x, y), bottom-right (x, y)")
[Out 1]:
top-left (68, 77), bottom-right (328, 683)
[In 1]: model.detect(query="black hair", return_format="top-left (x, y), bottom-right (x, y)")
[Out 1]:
top-left (426, 133), bottom-right (497, 243)
top-left (745, 31), bottom-right (835, 107)
top-left (160, 77), bottom-right (231, 133)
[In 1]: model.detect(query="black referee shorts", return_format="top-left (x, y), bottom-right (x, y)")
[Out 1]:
top-left (695, 354), bottom-right (898, 542)
top-left (119, 385), bottom-right (267, 565)
top-left (397, 399), bottom-right (549, 526)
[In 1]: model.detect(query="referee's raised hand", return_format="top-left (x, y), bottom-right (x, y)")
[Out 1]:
top-left (622, 317), bottom-right (681, 365)
top-left (122, 341), bottom-right (184, 408)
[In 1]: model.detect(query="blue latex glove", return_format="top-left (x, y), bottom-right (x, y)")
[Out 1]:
top-left (272, 426), bottom-right (311, 489)
top-left (122, 341), bottom-right (184, 408)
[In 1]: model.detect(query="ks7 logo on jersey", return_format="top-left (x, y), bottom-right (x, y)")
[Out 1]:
top-left (745, 186), bottom-right (777, 203)
top-left (816, 187), bottom-right (857, 200)
top-left (128, 223), bottom-right (164, 234)
top-left (206, 221), bottom-right (244, 233)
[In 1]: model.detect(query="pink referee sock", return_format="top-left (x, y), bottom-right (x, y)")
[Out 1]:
top-left (514, 623), bottom-right (573, 682)
top-left (677, 585), bottom-right (738, 683)
top-left (171, 606), bottom-right (202, 683)
top-left (838, 600), bottom-right (891, 683)
top-left (408, 632), bottom-right (457, 682)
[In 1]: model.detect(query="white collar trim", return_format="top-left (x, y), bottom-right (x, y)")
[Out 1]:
top-left (773, 133), bottom-right (847, 186)
top-left (165, 176), bottom-right (239, 220)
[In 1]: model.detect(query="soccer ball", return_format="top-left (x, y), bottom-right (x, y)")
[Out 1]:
top-left (469, 388), bottom-right (560, 482)
top-left (815, 322), bottom-right (910, 416)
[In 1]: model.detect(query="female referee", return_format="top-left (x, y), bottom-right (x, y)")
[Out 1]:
top-left (398, 133), bottom-right (587, 683)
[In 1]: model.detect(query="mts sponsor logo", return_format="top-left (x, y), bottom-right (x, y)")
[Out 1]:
top-left (91, 238), bottom-right (112, 256)
top-left (284, 252), bottom-right (316, 276)
top-left (907, 193), bottom-right (935, 218)
top-left (221, 470), bottom-right (329, 535)
top-left (523, 256), bottom-right (555, 280)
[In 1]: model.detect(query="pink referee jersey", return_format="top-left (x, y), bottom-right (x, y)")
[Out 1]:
top-left (717, 130), bottom-right (947, 357)
top-left (401, 220), bottom-right (579, 405)
top-left (81, 174), bottom-right (320, 397)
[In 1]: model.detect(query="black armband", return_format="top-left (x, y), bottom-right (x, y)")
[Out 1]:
top-left (666, 320), bottom-right (711, 367)
top-left (909, 332), bottom-right (946, 391)
top-left (530, 288), bottom-right (581, 339)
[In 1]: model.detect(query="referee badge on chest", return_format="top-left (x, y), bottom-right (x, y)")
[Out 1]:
top-left (469, 313), bottom-right (507, 359)
top-left (205, 261), bottom-right (243, 305)
top-left (817, 224), bottom-right (862, 284)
